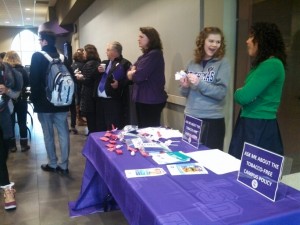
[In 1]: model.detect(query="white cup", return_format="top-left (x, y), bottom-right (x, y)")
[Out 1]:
top-left (100, 63), bottom-right (106, 70)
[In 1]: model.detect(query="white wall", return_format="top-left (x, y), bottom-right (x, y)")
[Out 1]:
top-left (78, 0), bottom-right (237, 152)
top-left (204, 0), bottom-right (237, 151)
top-left (79, 0), bottom-right (200, 92)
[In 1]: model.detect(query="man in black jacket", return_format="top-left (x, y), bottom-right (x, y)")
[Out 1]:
top-left (29, 31), bottom-right (70, 174)
top-left (95, 41), bottom-right (131, 131)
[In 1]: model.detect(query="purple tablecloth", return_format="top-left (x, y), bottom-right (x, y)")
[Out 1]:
top-left (69, 132), bottom-right (300, 224)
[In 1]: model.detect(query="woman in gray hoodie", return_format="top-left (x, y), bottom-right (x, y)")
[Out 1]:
top-left (179, 27), bottom-right (230, 150)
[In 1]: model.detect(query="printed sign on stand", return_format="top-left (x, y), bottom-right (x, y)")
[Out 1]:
top-left (237, 142), bottom-right (284, 202)
top-left (182, 114), bottom-right (202, 148)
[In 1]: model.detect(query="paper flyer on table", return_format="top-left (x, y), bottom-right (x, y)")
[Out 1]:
top-left (125, 167), bottom-right (166, 178)
top-left (185, 149), bottom-right (241, 175)
top-left (137, 127), bottom-right (182, 139)
top-left (167, 163), bottom-right (208, 175)
top-left (151, 151), bottom-right (191, 164)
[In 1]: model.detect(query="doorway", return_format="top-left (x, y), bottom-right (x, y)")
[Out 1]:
top-left (235, 0), bottom-right (300, 172)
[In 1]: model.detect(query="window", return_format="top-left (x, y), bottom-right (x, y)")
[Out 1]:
top-left (11, 29), bottom-right (40, 66)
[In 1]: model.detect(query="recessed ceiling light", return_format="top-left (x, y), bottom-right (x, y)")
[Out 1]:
top-left (25, 8), bottom-right (31, 11)
top-left (5, 21), bottom-right (10, 24)
top-left (26, 18), bottom-right (31, 20)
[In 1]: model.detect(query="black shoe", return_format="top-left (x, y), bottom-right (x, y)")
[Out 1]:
top-left (9, 147), bottom-right (17, 153)
top-left (57, 166), bottom-right (69, 175)
top-left (41, 164), bottom-right (57, 172)
top-left (21, 145), bottom-right (30, 152)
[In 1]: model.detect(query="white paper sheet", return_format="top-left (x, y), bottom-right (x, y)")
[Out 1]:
top-left (185, 149), bottom-right (241, 174)
top-left (138, 127), bottom-right (182, 139)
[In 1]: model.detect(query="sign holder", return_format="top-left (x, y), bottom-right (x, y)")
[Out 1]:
top-left (182, 114), bottom-right (202, 149)
top-left (237, 142), bottom-right (284, 202)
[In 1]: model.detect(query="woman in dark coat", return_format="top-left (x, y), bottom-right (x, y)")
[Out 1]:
top-left (75, 44), bottom-right (101, 134)
top-left (3, 51), bottom-right (30, 152)
top-left (71, 48), bottom-right (86, 127)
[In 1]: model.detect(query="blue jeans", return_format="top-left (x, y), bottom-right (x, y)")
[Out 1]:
top-left (38, 112), bottom-right (70, 169)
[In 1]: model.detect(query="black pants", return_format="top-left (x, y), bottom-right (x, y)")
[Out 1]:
top-left (200, 118), bottom-right (225, 151)
top-left (0, 128), bottom-right (10, 186)
top-left (69, 97), bottom-right (76, 128)
top-left (11, 100), bottom-right (28, 139)
top-left (95, 97), bottom-right (123, 131)
top-left (135, 102), bottom-right (166, 128)
top-left (85, 111), bottom-right (97, 134)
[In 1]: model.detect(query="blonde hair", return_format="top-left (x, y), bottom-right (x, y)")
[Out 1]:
top-left (3, 50), bottom-right (22, 67)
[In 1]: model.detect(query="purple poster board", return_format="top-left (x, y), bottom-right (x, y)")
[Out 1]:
top-left (182, 114), bottom-right (202, 148)
top-left (237, 142), bottom-right (284, 202)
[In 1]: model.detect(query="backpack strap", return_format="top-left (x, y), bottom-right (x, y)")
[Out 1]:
top-left (39, 51), bottom-right (65, 63)
top-left (39, 51), bottom-right (53, 62)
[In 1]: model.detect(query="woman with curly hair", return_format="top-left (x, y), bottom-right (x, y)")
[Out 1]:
top-left (179, 27), bottom-right (230, 150)
top-left (229, 22), bottom-right (287, 159)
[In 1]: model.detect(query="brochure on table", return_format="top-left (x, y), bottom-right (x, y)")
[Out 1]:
top-left (125, 168), bottom-right (166, 178)
top-left (237, 142), bottom-right (284, 202)
top-left (167, 163), bottom-right (208, 175)
top-left (151, 151), bottom-right (191, 165)
top-left (182, 114), bottom-right (202, 148)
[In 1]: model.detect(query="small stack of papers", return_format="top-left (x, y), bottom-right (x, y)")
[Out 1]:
top-left (151, 151), bottom-right (190, 164)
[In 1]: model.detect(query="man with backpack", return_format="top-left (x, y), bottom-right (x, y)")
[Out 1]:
top-left (29, 30), bottom-right (71, 175)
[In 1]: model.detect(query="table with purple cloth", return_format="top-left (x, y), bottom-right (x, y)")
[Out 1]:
top-left (69, 132), bottom-right (300, 224)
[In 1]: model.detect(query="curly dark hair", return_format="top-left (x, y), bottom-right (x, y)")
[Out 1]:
top-left (250, 22), bottom-right (287, 69)
top-left (84, 44), bottom-right (101, 62)
top-left (73, 48), bottom-right (85, 62)
top-left (194, 27), bottom-right (226, 63)
top-left (140, 27), bottom-right (163, 53)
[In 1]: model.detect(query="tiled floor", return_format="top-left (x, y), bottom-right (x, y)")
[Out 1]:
top-left (0, 109), bottom-right (129, 225)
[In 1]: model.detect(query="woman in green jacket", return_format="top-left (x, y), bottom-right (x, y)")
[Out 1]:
top-left (229, 22), bottom-right (287, 159)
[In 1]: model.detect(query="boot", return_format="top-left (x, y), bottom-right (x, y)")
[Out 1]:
top-left (9, 138), bottom-right (17, 153)
top-left (1, 182), bottom-right (16, 210)
top-left (77, 117), bottom-right (87, 126)
top-left (20, 139), bottom-right (30, 152)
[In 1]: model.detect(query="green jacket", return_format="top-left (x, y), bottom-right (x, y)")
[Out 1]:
top-left (235, 57), bottom-right (285, 119)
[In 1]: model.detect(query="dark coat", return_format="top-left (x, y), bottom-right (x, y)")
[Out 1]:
top-left (14, 64), bottom-right (29, 101)
top-left (93, 56), bottom-right (131, 99)
top-left (71, 61), bottom-right (84, 72)
top-left (29, 45), bottom-right (69, 113)
top-left (79, 59), bottom-right (100, 113)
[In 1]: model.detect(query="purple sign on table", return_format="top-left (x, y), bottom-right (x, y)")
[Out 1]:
top-left (237, 142), bottom-right (284, 202)
top-left (182, 114), bottom-right (202, 148)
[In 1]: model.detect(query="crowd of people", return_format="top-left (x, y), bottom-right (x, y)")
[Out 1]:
top-left (0, 21), bottom-right (287, 211)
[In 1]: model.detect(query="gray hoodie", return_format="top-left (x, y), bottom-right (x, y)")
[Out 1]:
top-left (180, 57), bottom-right (230, 119)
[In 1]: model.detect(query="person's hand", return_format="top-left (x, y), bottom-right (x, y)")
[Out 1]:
top-left (111, 79), bottom-right (118, 89)
top-left (179, 77), bottom-right (190, 88)
top-left (75, 71), bottom-right (84, 80)
top-left (127, 66), bottom-right (136, 80)
top-left (0, 84), bottom-right (8, 94)
top-left (98, 65), bottom-right (105, 73)
top-left (187, 73), bottom-right (200, 86)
